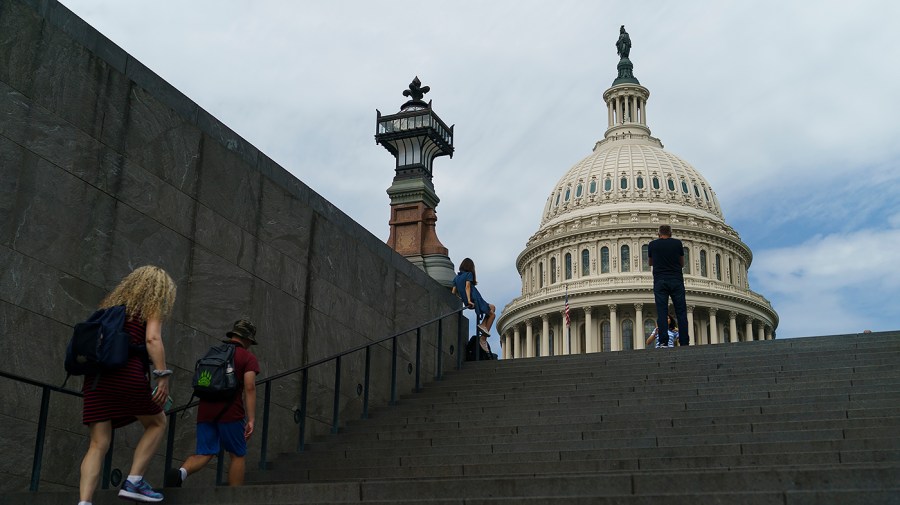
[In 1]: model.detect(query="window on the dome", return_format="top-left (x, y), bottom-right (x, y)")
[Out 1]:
top-left (667, 178), bottom-right (675, 191)
top-left (564, 188), bottom-right (570, 201)
top-left (715, 253), bottom-right (722, 281)
top-left (694, 184), bottom-right (701, 197)
top-left (564, 253), bottom-right (572, 280)
top-left (555, 193), bottom-right (560, 206)
top-left (700, 250), bottom-right (708, 277)
top-left (604, 178), bottom-right (612, 192)
top-left (683, 247), bottom-right (691, 274)
top-left (601, 247), bottom-right (609, 273)
top-left (589, 180), bottom-right (597, 193)
top-left (703, 188), bottom-right (710, 202)
top-left (622, 319), bottom-right (633, 351)
top-left (620, 177), bottom-right (628, 190)
top-left (652, 177), bottom-right (660, 190)
top-left (550, 257), bottom-right (557, 283)
top-left (539, 262), bottom-right (544, 288)
top-left (681, 181), bottom-right (689, 194)
top-left (601, 321), bottom-right (610, 352)
top-left (644, 319), bottom-right (656, 341)
top-left (576, 184), bottom-right (583, 198)
top-left (621, 245), bottom-right (630, 272)
top-left (637, 176), bottom-right (644, 189)
top-left (581, 249), bottom-right (589, 276)
top-left (728, 258), bottom-right (733, 284)
top-left (641, 244), bottom-right (650, 271)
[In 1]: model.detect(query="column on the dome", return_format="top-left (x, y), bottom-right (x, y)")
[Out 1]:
top-left (562, 309), bottom-right (571, 355)
top-left (640, 97), bottom-right (646, 124)
top-left (584, 306), bottom-right (595, 353)
top-left (607, 100), bottom-right (614, 128)
top-left (512, 325), bottom-right (522, 359)
top-left (634, 303), bottom-right (644, 350)
top-left (699, 316), bottom-right (708, 345)
top-left (609, 304), bottom-right (620, 351)
top-left (766, 327), bottom-right (773, 340)
top-left (617, 96), bottom-right (622, 124)
top-left (629, 96), bottom-right (636, 123)
top-left (709, 309), bottom-right (718, 344)
top-left (686, 305), bottom-right (695, 345)
top-left (729, 312), bottom-right (738, 343)
top-left (745, 319), bottom-right (754, 342)
top-left (541, 314), bottom-right (550, 357)
top-left (524, 320), bottom-right (533, 358)
top-left (758, 324), bottom-right (765, 342)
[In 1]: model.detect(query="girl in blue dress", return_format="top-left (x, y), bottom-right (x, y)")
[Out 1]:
top-left (451, 258), bottom-right (496, 337)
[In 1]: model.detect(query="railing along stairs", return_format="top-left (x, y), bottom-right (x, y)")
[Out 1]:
top-left (0, 308), bottom-right (466, 492)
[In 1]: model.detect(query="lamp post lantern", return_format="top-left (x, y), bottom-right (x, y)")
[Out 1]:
top-left (376, 77), bottom-right (456, 287)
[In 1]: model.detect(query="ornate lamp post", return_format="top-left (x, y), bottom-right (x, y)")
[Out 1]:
top-left (376, 77), bottom-right (456, 287)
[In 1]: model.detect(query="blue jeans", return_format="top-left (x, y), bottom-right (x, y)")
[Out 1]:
top-left (654, 277), bottom-right (690, 346)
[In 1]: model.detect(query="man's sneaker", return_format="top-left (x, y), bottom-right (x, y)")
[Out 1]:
top-left (164, 467), bottom-right (183, 488)
top-left (118, 478), bottom-right (163, 502)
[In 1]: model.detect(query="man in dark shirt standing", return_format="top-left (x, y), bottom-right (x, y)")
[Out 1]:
top-left (648, 225), bottom-right (690, 346)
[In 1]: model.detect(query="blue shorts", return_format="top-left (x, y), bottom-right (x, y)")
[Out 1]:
top-left (196, 421), bottom-right (247, 456)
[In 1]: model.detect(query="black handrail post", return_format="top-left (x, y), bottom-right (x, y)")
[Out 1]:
top-left (258, 382), bottom-right (272, 470)
top-left (163, 412), bottom-right (177, 483)
top-left (297, 369), bottom-right (308, 452)
top-left (457, 311), bottom-right (464, 370)
top-left (435, 319), bottom-right (443, 381)
top-left (389, 336), bottom-right (398, 405)
top-left (362, 346), bottom-right (371, 419)
top-left (101, 430), bottom-right (115, 490)
top-left (414, 328), bottom-right (422, 392)
top-left (331, 356), bottom-right (341, 434)
top-left (29, 386), bottom-right (51, 491)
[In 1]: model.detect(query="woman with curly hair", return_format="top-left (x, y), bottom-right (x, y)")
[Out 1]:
top-left (78, 265), bottom-right (176, 505)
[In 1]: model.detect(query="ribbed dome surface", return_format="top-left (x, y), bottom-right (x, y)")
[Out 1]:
top-left (540, 141), bottom-right (724, 229)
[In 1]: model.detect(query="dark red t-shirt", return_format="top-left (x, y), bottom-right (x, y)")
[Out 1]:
top-left (197, 342), bottom-right (260, 423)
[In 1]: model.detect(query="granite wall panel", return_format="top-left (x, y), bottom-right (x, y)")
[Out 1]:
top-left (184, 248), bottom-right (254, 336)
top-left (0, 134), bottom-right (25, 246)
top-left (0, 0), bottom-right (41, 97)
top-left (105, 150), bottom-right (196, 239)
top-left (122, 85), bottom-right (202, 195)
top-left (30, 22), bottom-right (110, 140)
top-left (196, 136), bottom-right (261, 233)
top-left (0, 82), bottom-right (106, 185)
top-left (257, 175), bottom-right (313, 265)
top-left (0, 0), bottom-right (461, 493)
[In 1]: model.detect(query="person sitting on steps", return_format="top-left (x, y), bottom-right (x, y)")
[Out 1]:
top-left (451, 258), bottom-right (496, 340)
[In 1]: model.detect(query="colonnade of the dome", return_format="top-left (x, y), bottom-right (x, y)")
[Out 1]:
top-left (498, 212), bottom-right (779, 358)
top-left (499, 300), bottom-right (775, 359)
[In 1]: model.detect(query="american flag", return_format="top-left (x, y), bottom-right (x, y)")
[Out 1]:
top-left (564, 286), bottom-right (571, 326)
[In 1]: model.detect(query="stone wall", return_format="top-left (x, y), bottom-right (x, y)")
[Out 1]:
top-left (0, 0), bottom-right (463, 492)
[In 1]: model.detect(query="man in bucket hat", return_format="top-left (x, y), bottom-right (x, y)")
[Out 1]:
top-left (165, 320), bottom-right (260, 487)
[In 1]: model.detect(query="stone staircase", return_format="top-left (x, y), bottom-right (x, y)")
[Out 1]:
top-left (10, 332), bottom-right (900, 504)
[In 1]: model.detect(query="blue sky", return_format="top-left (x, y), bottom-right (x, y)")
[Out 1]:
top-left (61, 0), bottom-right (900, 349)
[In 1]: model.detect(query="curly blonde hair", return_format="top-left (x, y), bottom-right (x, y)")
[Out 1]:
top-left (100, 265), bottom-right (176, 321)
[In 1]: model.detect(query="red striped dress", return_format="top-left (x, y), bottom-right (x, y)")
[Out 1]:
top-left (82, 316), bottom-right (162, 428)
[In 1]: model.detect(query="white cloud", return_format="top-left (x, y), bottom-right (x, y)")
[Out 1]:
top-left (751, 225), bottom-right (900, 337)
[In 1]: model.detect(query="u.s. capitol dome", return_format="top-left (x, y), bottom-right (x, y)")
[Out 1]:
top-left (496, 33), bottom-right (778, 358)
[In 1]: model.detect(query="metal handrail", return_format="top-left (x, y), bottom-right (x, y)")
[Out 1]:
top-left (0, 308), bottom-right (466, 491)
top-left (0, 370), bottom-right (83, 491)
top-left (168, 307), bottom-right (465, 483)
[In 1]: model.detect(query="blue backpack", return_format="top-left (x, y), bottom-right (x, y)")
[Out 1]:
top-left (63, 305), bottom-right (140, 387)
